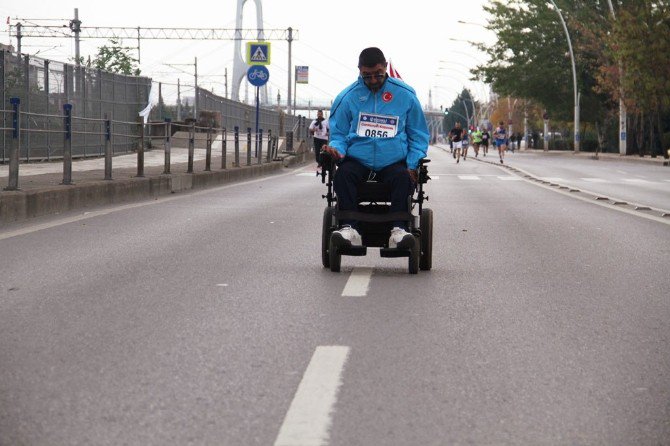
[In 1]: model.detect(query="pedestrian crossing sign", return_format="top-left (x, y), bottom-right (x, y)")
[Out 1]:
top-left (246, 42), bottom-right (271, 65)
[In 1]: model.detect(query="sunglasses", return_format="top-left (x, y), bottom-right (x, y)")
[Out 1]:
top-left (361, 73), bottom-right (386, 81)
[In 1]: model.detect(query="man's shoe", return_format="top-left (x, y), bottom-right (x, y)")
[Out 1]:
top-left (389, 227), bottom-right (414, 249)
top-left (331, 225), bottom-right (362, 247)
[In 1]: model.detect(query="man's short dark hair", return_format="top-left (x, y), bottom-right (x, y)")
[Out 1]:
top-left (358, 47), bottom-right (386, 68)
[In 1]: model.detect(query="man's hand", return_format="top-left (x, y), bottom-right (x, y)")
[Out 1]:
top-left (321, 145), bottom-right (343, 160)
top-left (408, 168), bottom-right (418, 184)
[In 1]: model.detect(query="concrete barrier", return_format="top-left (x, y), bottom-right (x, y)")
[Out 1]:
top-left (0, 140), bottom-right (308, 226)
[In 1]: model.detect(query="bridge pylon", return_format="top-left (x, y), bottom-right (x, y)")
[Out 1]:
top-left (232, 0), bottom-right (268, 104)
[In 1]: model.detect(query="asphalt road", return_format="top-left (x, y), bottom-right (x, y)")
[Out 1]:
top-left (1, 147), bottom-right (669, 445)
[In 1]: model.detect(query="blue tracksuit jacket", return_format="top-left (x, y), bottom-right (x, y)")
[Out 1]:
top-left (328, 76), bottom-right (429, 170)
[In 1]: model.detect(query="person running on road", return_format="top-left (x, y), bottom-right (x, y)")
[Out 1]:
top-left (494, 121), bottom-right (507, 164)
top-left (472, 126), bottom-right (483, 158)
top-left (309, 109), bottom-right (329, 167)
top-left (449, 122), bottom-right (465, 163)
top-left (481, 126), bottom-right (490, 157)
top-left (461, 127), bottom-right (470, 161)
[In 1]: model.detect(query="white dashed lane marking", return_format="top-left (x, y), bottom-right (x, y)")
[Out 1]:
top-left (274, 346), bottom-right (350, 446)
top-left (341, 267), bottom-right (373, 297)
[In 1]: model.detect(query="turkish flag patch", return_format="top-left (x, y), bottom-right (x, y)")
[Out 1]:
top-left (382, 91), bottom-right (393, 103)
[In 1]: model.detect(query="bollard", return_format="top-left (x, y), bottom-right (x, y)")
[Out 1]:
top-left (266, 129), bottom-right (272, 163)
top-left (221, 127), bottom-right (227, 170)
top-left (62, 103), bottom-right (73, 185)
top-left (136, 117), bottom-right (145, 177)
top-left (246, 127), bottom-right (252, 166)
top-left (187, 122), bottom-right (195, 173)
top-left (205, 125), bottom-right (212, 171)
top-left (234, 126), bottom-right (240, 167)
top-left (163, 118), bottom-right (171, 174)
top-left (257, 129), bottom-right (263, 165)
top-left (104, 113), bottom-right (113, 180)
top-left (286, 131), bottom-right (294, 153)
top-left (4, 98), bottom-right (21, 191)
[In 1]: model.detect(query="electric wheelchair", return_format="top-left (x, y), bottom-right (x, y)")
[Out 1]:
top-left (319, 152), bottom-right (433, 274)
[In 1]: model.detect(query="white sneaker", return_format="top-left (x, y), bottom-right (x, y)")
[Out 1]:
top-left (332, 225), bottom-right (362, 246)
top-left (389, 227), bottom-right (413, 249)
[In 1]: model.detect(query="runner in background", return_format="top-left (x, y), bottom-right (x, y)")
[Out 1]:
top-left (309, 110), bottom-right (329, 167)
top-left (481, 126), bottom-right (490, 157)
top-left (494, 121), bottom-right (507, 164)
top-left (472, 126), bottom-right (483, 158)
top-left (461, 127), bottom-right (470, 161)
top-left (449, 122), bottom-right (464, 163)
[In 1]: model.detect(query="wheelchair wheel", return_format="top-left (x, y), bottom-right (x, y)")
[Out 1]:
top-left (408, 236), bottom-right (420, 274)
top-left (420, 208), bottom-right (433, 271)
top-left (322, 207), bottom-right (335, 268)
top-left (329, 239), bottom-right (341, 272)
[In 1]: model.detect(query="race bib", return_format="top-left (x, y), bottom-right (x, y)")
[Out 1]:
top-left (357, 113), bottom-right (399, 138)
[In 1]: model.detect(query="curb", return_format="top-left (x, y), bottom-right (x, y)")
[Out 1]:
top-left (0, 152), bottom-right (310, 226)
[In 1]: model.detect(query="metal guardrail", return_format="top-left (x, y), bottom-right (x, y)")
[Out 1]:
top-left (2, 99), bottom-right (281, 191)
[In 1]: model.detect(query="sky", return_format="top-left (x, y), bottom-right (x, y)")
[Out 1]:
top-left (2, 0), bottom-right (497, 113)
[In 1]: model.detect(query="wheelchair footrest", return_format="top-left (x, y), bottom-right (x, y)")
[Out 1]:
top-left (380, 248), bottom-right (411, 258)
top-left (339, 246), bottom-right (367, 256)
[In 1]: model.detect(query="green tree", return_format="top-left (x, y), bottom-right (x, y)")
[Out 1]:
top-left (474, 0), bottom-right (614, 146)
top-left (596, 1), bottom-right (670, 155)
top-left (93, 38), bottom-right (141, 76)
top-left (444, 88), bottom-right (477, 130)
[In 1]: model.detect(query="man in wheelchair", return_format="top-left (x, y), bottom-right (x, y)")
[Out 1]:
top-left (322, 47), bottom-right (430, 250)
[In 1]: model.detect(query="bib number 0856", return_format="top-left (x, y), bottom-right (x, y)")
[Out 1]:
top-left (365, 129), bottom-right (389, 138)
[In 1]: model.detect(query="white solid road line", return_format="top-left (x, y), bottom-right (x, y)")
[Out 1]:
top-left (274, 346), bottom-right (350, 446)
top-left (341, 267), bottom-right (373, 297)
top-left (581, 177), bottom-right (609, 183)
top-left (505, 165), bottom-right (670, 226)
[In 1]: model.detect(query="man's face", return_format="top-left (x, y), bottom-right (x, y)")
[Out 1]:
top-left (359, 63), bottom-right (387, 92)
top-left (317, 111), bottom-right (323, 119)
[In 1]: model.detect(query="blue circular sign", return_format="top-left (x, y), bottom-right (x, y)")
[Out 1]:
top-left (247, 65), bottom-right (269, 87)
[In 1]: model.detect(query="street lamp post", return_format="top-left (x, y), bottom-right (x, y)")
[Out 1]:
top-left (548, 0), bottom-right (580, 152)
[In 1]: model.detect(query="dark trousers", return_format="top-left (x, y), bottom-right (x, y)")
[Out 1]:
top-left (334, 158), bottom-right (413, 230)
top-left (313, 138), bottom-right (327, 165)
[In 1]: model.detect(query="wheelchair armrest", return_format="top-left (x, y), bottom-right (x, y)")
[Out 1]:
top-left (418, 158), bottom-right (431, 184)
top-left (320, 151), bottom-right (337, 173)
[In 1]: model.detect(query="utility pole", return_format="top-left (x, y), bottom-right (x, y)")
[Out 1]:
top-left (287, 27), bottom-right (293, 115)
top-left (177, 78), bottom-right (182, 121)
top-left (606, 0), bottom-right (627, 155)
top-left (69, 8), bottom-right (81, 66)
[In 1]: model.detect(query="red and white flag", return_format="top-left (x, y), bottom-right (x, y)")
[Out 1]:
top-left (388, 60), bottom-right (403, 80)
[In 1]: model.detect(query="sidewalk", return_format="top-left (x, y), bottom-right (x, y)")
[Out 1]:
top-left (0, 135), bottom-right (310, 226)
top-left (434, 143), bottom-right (668, 166)
top-left (518, 148), bottom-right (669, 166)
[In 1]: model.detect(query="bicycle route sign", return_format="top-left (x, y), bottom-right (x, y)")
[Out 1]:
top-left (247, 65), bottom-right (269, 87)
